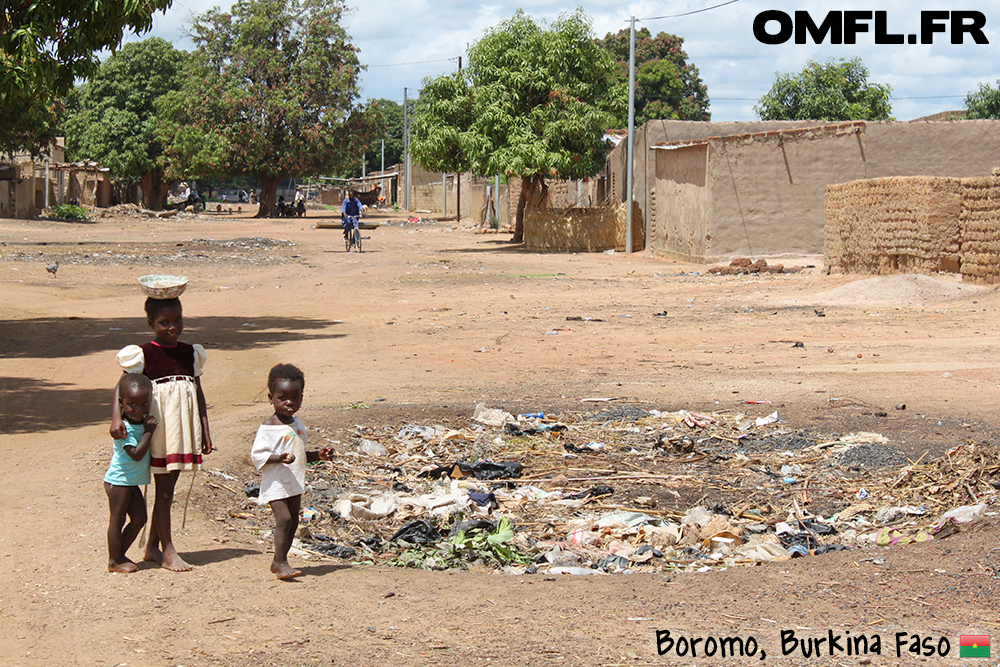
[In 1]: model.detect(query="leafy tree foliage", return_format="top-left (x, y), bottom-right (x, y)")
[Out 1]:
top-left (596, 27), bottom-right (710, 124)
top-left (0, 0), bottom-right (172, 155)
top-left (755, 57), bottom-right (892, 121)
top-left (414, 9), bottom-right (621, 242)
top-left (412, 73), bottom-right (473, 219)
top-left (360, 98), bottom-right (405, 175)
top-left (964, 81), bottom-right (1000, 119)
top-left (156, 0), bottom-right (378, 216)
top-left (65, 38), bottom-right (187, 208)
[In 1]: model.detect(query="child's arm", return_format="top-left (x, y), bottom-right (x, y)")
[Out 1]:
top-left (195, 377), bottom-right (213, 454)
top-left (306, 447), bottom-right (334, 463)
top-left (125, 416), bottom-right (158, 461)
top-left (109, 380), bottom-right (126, 439)
top-left (268, 452), bottom-right (295, 464)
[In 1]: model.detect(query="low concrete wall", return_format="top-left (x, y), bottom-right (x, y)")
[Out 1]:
top-left (524, 202), bottom-right (643, 253)
top-left (825, 175), bottom-right (1000, 283)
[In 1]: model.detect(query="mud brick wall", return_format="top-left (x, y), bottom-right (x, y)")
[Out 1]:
top-left (958, 177), bottom-right (1000, 284)
top-left (826, 175), bottom-right (1000, 284)
top-left (524, 202), bottom-right (643, 253)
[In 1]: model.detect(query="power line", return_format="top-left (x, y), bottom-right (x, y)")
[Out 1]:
top-left (367, 57), bottom-right (459, 69)
top-left (637, 0), bottom-right (743, 22)
top-left (713, 95), bottom-right (968, 101)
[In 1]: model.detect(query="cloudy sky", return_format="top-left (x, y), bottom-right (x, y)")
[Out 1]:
top-left (126, 0), bottom-right (1000, 122)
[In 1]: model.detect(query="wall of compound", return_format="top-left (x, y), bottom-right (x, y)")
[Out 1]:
top-left (825, 175), bottom-right (1000, 284)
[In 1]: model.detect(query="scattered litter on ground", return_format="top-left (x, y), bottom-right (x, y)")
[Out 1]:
top-left (211, 403), bottom-right (1000, 575)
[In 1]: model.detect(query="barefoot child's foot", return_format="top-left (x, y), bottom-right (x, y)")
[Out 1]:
top-left (271, 561), bottom-right (301, 579)
top-left (160, 545), bottom-right (194, 572)
top-left (143, 545), bottom-right (163, 564)
top-left (108, 558), bottom-right (139, 573)
top-left (145, 544), bottom-right (194, 571)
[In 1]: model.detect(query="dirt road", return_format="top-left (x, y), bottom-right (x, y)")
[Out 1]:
top-left (0, 210), bottom-right (997, 666)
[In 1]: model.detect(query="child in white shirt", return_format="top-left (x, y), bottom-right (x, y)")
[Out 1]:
top-left (251, 364), bottom-right (332, 579)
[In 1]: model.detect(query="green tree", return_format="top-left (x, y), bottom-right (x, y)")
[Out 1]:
top-left (964, 81), bottom-right (1000, 119)
top-left (415, 9), bottom-right (620, 242)
top-left (412, 72), bottom-right (474, 220)
top-left (156, 0), bottom-right (378, 217)
top-left (0, 0), bottom-right (172, 155)
top-left (64, 38), bottom-right (187, 208)
top-left (755, 57), bottom-right (892, 121)
top-left (361, 98), bottom-right (405, 175)
top-left (596, 27), bottom-right (709, 124)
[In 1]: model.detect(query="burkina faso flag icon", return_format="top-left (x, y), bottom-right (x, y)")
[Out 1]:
top-left (960, 635), bottom-right (990, 658)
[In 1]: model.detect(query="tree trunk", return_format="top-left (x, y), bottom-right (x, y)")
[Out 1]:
top-left (138, 167), bottom-right (175, 210)
top-left (257, 174), bottom-right (280, 218)
top-left (513, 173), bottom-right (547, 244)
top-left (456, 172), bottom-right (461, 222)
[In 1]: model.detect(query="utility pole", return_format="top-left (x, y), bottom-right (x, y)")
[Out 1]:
top-left (455, 56), bottom-right (462, 222)
top-left (403, 87), bottom-right (410, 211)
top-left (625, 17), bottom-right (636, 254)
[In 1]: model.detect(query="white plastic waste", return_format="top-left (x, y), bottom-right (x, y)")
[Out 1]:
top-left (472, 403), bottom-right (515, 427)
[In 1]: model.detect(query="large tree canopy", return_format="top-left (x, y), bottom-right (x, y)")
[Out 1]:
top-left (361, 98), bottom-right (404, 175)
top-left (964, 81), bottom-right (1000, 119)
top-left (156, 0), bottom-right (378, 216)
top-left (65, 38), bottom-right (187, 208)
top-left (411, 73), bottom-right (473, 219)
top-left (414, 9), bottom-right (621, 242)
top-left (596, 27), bottom-right (710, 124)
top-left (0, 0), bottom-right (172, 155)
top-left (755, 57), bottom-right (892, 121)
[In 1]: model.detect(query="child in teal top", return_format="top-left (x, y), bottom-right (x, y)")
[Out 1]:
top-left (104, 374), bottom-right (157, 573)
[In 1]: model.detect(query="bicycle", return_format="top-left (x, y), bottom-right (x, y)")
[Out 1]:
top-left (343, 215), bottom-right (362, 252)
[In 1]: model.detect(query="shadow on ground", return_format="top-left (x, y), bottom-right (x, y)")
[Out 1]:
top-left (0, 376), bottom-right (110, 434)
top-left (0, 315), bottom-right (344, 359)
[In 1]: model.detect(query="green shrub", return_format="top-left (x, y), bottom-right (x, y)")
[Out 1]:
top-left (48, 203), bottom-right (91, 221)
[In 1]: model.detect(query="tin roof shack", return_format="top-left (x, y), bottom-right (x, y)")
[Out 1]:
top-left (1, 138), bottom-right (112, 219)
top-left (623, 119), bottom-right (1000, 262)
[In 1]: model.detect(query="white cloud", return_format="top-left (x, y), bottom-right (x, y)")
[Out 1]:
top-left (121, 0), bottom-right (1000, 120)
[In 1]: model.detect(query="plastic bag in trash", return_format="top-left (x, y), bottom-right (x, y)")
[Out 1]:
top-left (937, 503), bottom-right (986, 525)
top-left (564, 485), bottom-right (614, 500)
top-left (472, 403), bottom-right (515, 427)
top-left (390, 519), bottom-right (442, 544)
top-left (309, 534), bottom-right (357, 558)
top-left (420, 461), bottom-right (523, 480)
top-left (468, 490), bottom-right (500, 510)
top-left (245, 481), bottom-right (260, 498)
top-left (359, 438), bottom-right (387, 456)
top-left (505, 422), bottom-right (567, 436)
top-left (598, 554), bottom-right (632, 571)
top-left (448, 518), bottom-right (496, 537)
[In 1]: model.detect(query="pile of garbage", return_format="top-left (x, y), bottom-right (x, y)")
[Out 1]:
top-left (207, 402), bottom-right (1000, 575)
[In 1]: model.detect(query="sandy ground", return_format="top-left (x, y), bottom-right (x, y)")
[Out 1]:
top-left (0, 208), bottom-right (998, 666)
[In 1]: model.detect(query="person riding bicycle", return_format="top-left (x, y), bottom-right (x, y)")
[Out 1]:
top-left (341, 190), bottom-right (362, 239)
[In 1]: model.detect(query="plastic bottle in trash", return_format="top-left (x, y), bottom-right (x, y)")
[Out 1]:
top-left (520, 412), bottom-right (545, 419)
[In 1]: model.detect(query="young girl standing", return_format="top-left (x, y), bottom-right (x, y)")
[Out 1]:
top-left (110, 296), bottom-right (212, 571)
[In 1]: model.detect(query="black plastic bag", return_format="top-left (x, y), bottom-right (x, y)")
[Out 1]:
top-left (390, 519), bottom-right (442, 544)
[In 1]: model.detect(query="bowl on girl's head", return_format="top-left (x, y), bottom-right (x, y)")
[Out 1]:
top-left (139, 274), bottom-right (188, 299)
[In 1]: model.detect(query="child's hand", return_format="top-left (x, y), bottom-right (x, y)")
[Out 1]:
top-left (202, 434), bottom-right (213, 455)
top-left (319, 446), bottom-right (334, 461)
top-left (280, 452), bottom-right (295, 464)
top-left (143, 415), bottom-right (158, 433)
top-left (110, 417), bottom-right (126, 440)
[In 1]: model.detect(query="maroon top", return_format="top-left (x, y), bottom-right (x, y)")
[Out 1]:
top-left (141, 341), bottom-right (196, 380)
